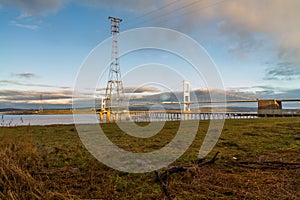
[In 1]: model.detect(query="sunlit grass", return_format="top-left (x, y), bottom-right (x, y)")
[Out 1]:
top-left (0, 117), bottom-right (299, 199)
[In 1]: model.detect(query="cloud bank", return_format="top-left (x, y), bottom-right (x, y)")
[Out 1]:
top-left (0, 89), bottom-right (72, 101)
top-left (0, 80), bottom-right (70, 89)
top-left (0, 89), bottom-right (73, 109)
top-left (181, 0), bottom-right (300, 79)
top-left (227, 85), bottom-right (300, 100)
top-left (123, 86), bottom-right (161, 94)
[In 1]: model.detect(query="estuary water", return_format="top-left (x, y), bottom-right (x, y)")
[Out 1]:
top-left (0, 114), bottom-right (99, 127)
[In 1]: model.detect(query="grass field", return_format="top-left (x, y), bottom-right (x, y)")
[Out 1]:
top-left (0, 117), bottom-right (300, 199)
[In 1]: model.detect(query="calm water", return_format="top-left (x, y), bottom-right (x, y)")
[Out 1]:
top-left (0, 114), bottom-right (99, 127)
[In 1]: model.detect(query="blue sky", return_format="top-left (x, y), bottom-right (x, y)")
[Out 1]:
top-left (1, 0), bottom-right (300, 109)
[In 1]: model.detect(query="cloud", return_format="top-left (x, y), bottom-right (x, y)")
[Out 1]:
top-left (0, 89), bottom-right (73, 109)
top-left (1, 0), bottom-right (163, 30)
top-left (8, 13), bottom-right (44, 29)
top-left (0, 80), bottom-right (71, 89)
top-left (140, 0), bottom-right (300, 79)
top-left (75, 0), bottom-right (166, 13)
top-left (123, 86), bottom-right (161, 94)
top-left (2, 0), bottom-right (299, 57)
top-left (0, 0), bottom-right (69, 15)
top-left (1, 0), bottom-right (66, 29)
top-left (12, 73), bottom-right (38, 79)
top-left (0, 0), bottom-right (164, 16)
top-left (170, 0), bottom-right (300, 59)
top-left (1, 0), bottom-right (299, 81)
top-left (264, 62), bottom-right (300, 80)
top-left (96, 86), bottom-right (161, 94)
top-left (9, 20), bottom-right (39, 30)
top-left (0, 89), bottom-right (110, 109)
top-left (78, 0), bottom-right (300, 72)
top-left (0, 89), bottom-right (72, 101)
top-left (227, 85), bottom-right (300, 100)
top-left (221, 1), bottom-right (300, 61)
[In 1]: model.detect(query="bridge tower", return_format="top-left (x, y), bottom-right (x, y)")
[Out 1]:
top-left (183, 80), bottom-right (191, 112)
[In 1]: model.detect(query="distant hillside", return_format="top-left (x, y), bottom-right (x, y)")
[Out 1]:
top-left (0, 108), bottom-right (24, 112)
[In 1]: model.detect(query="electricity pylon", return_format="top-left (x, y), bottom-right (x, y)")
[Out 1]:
top-left (39, 94), bottom-right (43, 113)
top-left (101, 16), bottom-right (125, 122)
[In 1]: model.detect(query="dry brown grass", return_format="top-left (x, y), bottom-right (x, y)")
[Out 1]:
top-left (0, 135), bottom-right (74, 200)
top-left (0, 117), bottom-right (299, 199)
top-left (166, 154), bottom-right (300, 200)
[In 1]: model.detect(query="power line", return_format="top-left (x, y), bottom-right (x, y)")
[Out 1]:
top-left (173, 0), bottom-right (228, 24)
top-left (125, 0), bottom-right (204, 29)
top-left (123, 0), bottom-right (181, 28)
top-left (124, 0), bottom-right (228, 29)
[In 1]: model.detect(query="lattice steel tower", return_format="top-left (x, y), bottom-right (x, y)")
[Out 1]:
top-left (103, 16), bottom-right (125, 121)
top-left (39, 94), bottom-right (43, 113)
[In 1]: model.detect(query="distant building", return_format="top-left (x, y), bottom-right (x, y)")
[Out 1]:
top-left (258, 99), bottom-right (300, 116)
top-left (258, 100), bottom-right (282, 110)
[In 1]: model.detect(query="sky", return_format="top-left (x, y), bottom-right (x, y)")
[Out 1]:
top-left (1, 0), bottom-right (300, 109)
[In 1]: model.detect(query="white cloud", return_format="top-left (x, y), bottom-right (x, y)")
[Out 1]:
top-left (0, 89), bottom-right (72, 100)
top-left (27, 99), bottom-right (72, 105)
top-left (83, 0), bottom-right (300, 69)
top-left (215, 0), bottom-right (300, 59)
top-left (227, 85), bottom-right (300, 100)
top-left (0, 0), bottom-right (69, 15)
top-left (10, 20), bottom-right (39, 30)
top-left (123, 86), bottom-right (161, 94)
top-left (0, 89), bottom-right (73, 109)
top-left (144, 0), bottom-right (300, 78)
top-left (0, 80), bottom-right (71, 89)
top-left (75, 0), bottom-right (168, 13)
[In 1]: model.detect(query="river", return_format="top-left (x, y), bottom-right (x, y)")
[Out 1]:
top-left (0, 114), bottom-right (99, 127)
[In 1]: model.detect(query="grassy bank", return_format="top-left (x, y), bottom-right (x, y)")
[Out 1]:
top-left (0, 117), bottom-right (300, 199)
